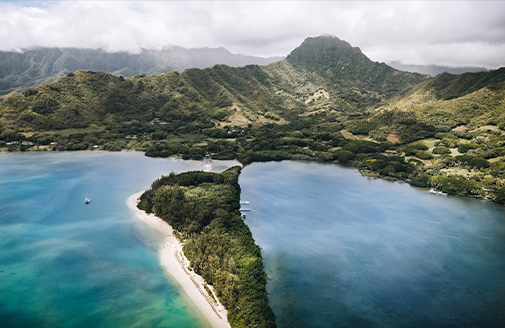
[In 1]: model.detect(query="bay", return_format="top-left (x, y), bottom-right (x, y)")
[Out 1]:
top-left (239, 161), bottom-right (505, 328)
top-left (0, 151), bottom-right (239, 328)
top-left (3, 153), bottom-right (505, 328)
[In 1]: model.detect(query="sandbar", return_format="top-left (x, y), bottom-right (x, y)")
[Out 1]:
top-left (127, 192), bottom-right (231, 328)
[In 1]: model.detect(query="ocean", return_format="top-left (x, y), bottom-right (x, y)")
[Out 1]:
top-left (0, 151), bottom-right (238, 328)
top-left (239, 161), bottom-right (505, 328)
top-left (2, 153), bottom-right (505, 327)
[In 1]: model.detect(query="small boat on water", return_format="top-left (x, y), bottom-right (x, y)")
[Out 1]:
top-left (429, 189), bottom-right (447, 196)
top-left (240, 201), bottom-right (250, 205)
top-left (85, 197), bottom-right (90, 204)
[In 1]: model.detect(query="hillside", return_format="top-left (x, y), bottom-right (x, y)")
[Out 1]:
top-left (0, 46), bottom-right (283, 99)
top-left (346, 67), bottom-right (505, 141)
top-left (1, 35), bottom-right (504, 204)
top-left (0, 36), bottom-right (426, 134)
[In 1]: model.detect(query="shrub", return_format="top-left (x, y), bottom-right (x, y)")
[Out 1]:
top-left (456, 155), bottom-right (490, 169)
top-left (457, 143), bottom-right (480, 153)
top-left (23, 88), bottom-right (38, 97)
top-left (410, 143), bottom-right (428, 151)
top-left (333, 149), bottom-right (356, 164)
top-left (410, 174), bottom-right (430, 187)
top-left (430, 176), bottom-right (482, 196)
top-left (469, 157), bottom-right (490, 169)
top-left (415, 150), bottom-right (433, 160)
top-left (341, 140), bottom-right (378, 154)
top-left (495, 187), bottom-right (505, 204)
top-left (432, 146), bottom-right (451, 155)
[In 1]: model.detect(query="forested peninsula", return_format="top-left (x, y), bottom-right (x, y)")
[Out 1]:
top-left (1, 35), bottom-right (505, 204)
top-left (137, 167), bottom-right (276, 328)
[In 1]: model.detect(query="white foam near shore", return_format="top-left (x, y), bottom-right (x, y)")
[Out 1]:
top-left (127, 192), bottom-right (231, 328)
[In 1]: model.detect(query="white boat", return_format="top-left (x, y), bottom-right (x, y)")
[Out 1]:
top-left (85, 197), bottom-right (90, 204)
top-left (240, 201), bottom-right (250, 205)
top-left (429, 189), bottom-right (447, 196)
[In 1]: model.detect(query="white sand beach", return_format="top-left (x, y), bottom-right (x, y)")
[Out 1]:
top-left (127, 192), bottom-right (231, 328)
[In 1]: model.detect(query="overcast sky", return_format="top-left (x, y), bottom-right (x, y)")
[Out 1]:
top-left (1, 1), bottom-right (504, 69)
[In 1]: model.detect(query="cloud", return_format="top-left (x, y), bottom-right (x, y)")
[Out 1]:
top-left (0, 1), bottom-right (504, 68)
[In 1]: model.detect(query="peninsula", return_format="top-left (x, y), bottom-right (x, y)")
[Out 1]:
top-left (131, 166), bottom-right (276, 328)
top-left (127, 191), bottom-right (231, 328)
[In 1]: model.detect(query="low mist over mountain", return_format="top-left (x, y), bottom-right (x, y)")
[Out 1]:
top-left (388, 61), bottom-right (488, 76)
top-left (0, 46), bottom-right (283, 98)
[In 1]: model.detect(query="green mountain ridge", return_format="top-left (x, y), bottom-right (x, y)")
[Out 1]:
top-left (1, 35), bottom-right (505, 204)
top-left (0, 36), bottom-right (428, 133)
top-left (0, 46), bottom-right (283, 99)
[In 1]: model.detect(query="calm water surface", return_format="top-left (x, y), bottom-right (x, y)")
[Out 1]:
top-left (3, 154), bottom-right (505, 328)
top-left (240, 161), bottom-right (505, 328)
top-left (0, 151), bottom-right (238, 328)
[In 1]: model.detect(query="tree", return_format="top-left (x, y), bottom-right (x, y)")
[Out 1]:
top-left (495, 187), bottom-right (505, 204)
top-left (153, 185), bottom-right (186, 229)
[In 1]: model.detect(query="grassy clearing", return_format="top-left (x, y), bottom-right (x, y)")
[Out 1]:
top-left (450, 148), bottom-right (462, 156)
top-left (298, 109), bottom-right (326, 117)
top-left (386, 132), bottom-right (400, 143)
top-left (418, 138), bottom-right (438, 150)
top-left (441, 168), bottom-right (474, 178)
top-left (224, 112), bottom-right (251, 127)
top-left (489, 156), bottom-right (505, 163)
top-left (207, 138), bottom-right (236, 142)
top-left (340, 129), bottom-right (359, 140)
top-left (469, 125), bottom-right (501, 133)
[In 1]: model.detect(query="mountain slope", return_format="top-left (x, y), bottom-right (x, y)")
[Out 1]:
top-left (346, 67), bottom-right (505, 143)
top-left (274, 36), bottom-right (427, 111)
top-left (0, 46), bottom-right (283, 98)
top-left (2, 35), bottom-right (505, 204)
top-left (0, 36), bottom-right (428, 134)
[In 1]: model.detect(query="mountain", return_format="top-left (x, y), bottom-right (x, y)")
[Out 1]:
top-left (281, 36), bottom-right (427, 106)
top-left (2, 35), bottom-right (505, 203)
top-left (388, 61), bottom-right (488, 76)
top-left (0, 36), bottom-right (427, 133)
top-left (0, 46), bottom-right (283, 99)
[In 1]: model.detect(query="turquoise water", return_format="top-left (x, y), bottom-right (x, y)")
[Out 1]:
top-left (0, 152), bottom-right (238, 328)
top-left (239, 161), bottom-right (505, 328)
top-left (3, 155), bottom-right (505, 328)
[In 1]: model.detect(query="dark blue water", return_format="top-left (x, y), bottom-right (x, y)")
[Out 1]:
top-left (239, 161), bottom-right (505, 328)
top-left (0, 151), bottom-right (238, 328)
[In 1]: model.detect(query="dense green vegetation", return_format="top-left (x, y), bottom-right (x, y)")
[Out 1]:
top-left (0, 46), bottom-right (281, 99)
top-left (137, 167), bottom-right (276, 328)
top-left (2, 35), bottom-right (505, 328)
top-left (0, 36), bottom-right (425, 135)
top-left (1, 35), bottom-right (505, 204)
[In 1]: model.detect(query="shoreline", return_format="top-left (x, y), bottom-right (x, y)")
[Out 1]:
top-left (127, 192), bottom-right (231, 328)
